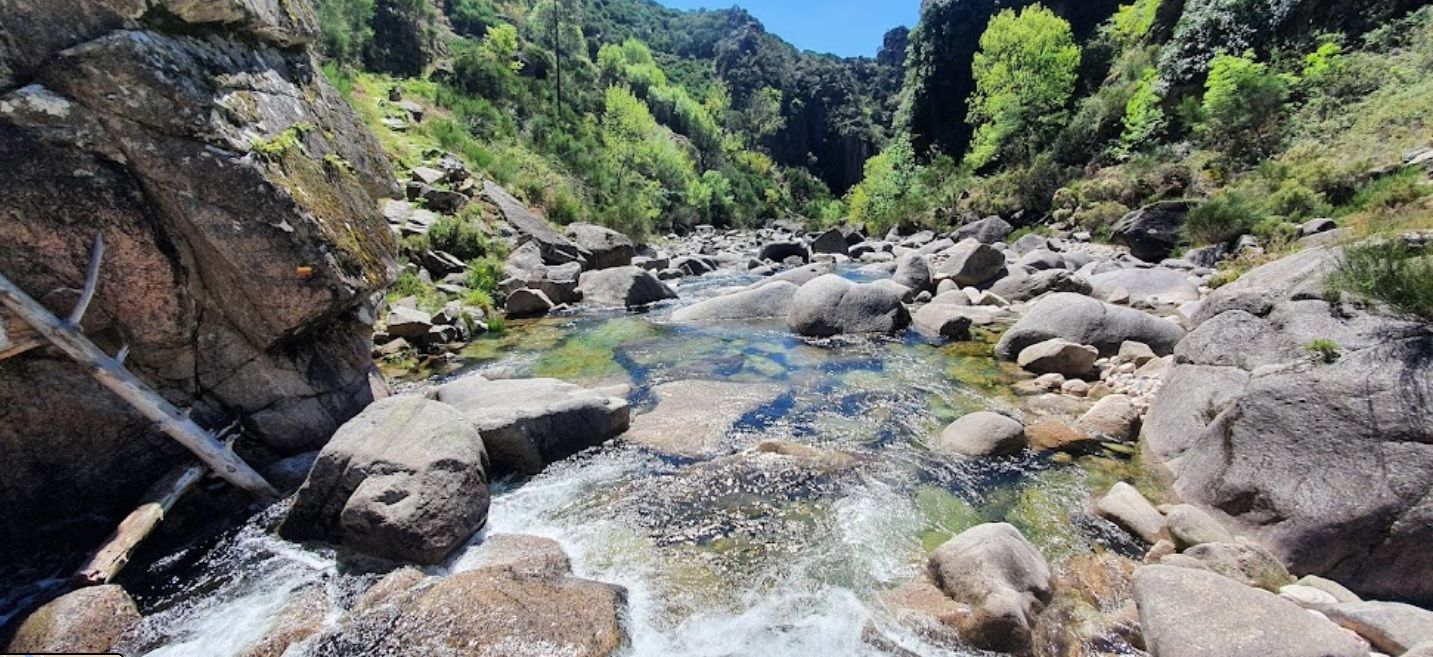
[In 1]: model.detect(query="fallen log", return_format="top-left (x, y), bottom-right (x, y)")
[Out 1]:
top-left (0, 237), bottom-right (278, 500)
top-left (72, 462), bottom-right (206, 586)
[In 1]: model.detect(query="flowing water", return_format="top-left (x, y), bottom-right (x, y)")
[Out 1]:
top-left (17, 267), bottom-right (1149, 656)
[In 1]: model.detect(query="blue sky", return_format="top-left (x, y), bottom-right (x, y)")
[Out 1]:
top-left (654, 1), bottom-right (920, 58)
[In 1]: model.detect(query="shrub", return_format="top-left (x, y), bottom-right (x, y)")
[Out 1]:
top-left (1118, 68), bottom-right (1166, 156)
top-left (1183, 192), bottom-right (1261, 245)
top-left (1267, 179), bottom-right (1331, 221)
top-left (1343, 167), bottom-right (1432, 214)
top-left (465, 255), bottom-right (505, 295)
top-left (1331, 239), bottom-right (1433, 321)
top-left (1198, 52), bottom-right (1292, 164)
top-left (1304, 338), bottom-right (1341, 363)
top-left (426, 216), bottom-right (491, 261)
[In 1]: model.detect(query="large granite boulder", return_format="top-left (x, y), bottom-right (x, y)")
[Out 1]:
top-left (937, 239), bottom-right (1006, 287)
top-left (989, 269), bottom-right (1092, 302)
top-left (927, 523), bottom-right (1053, 653)
top-left (1110, 201), bottom-right (1195, 262)
top-left (280, 395), bottom-right (490, 565)
top-left (892, 252), bottom-right (934, 293)
top-left (786, 274), bottom-right (911, 337)
top-left (435, 376), bottom-right (630, 474)
top-left (309, 534), bottom-right (627, 657)
top-left (1089, 267), bottom-right (1200, 305)
top-left (954, 216), bottom-right (1014, 244)
top-left (567, 222), bottom-right (635, 269)
top-left (1133, 565), bottom-right (1369, 657)
top-left (484, 181), bottom-right (590, 266)
top-left (810, 228), bottom-right (850, 256)
top-left (1145, 247), bottom-right (1433, 604)
top-left (758, 240), bottom-right (810, 263)
top-left (670, 282), bottom-right (798, 322)
top-left (0, 3), bottom-right (399, 541)
top-left (994, 293), bottom-right (1185, 360)
top-left (6, 584), bottom-right (140, 654)
top-left (933, 411), bottom-right (1026, 457)
top-left (577, 266), bottom-right (677, 308)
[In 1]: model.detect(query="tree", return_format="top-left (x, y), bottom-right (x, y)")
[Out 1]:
top-left (964, 5), bottom-right (1081, 170)
top-left (315, 0), bottom-right (376, 67)
top-left (1198, 51), bottom-right (1291, 163)
top-left (740, 87), bottom-right (786, 144)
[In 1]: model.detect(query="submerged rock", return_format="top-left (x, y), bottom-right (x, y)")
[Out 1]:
top-left (928, 523), bottom-right (1053, 653)
top-left (786, 274), bottom-right (911, 337)
top-left (6, 584), bottom-right (140, 654)
top-left (280, 395), bottom-right (490, 565)
top-left (435, 376), bottom-right (630, 474)
top-left (625, 379), bottom-right (783, 457)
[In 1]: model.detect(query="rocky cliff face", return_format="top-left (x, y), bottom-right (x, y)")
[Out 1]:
top-left (0, 0), bottom-right (399, 538)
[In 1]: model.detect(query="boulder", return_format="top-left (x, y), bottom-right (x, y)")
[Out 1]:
top-left (810, 228), bottom-right (850, 256)
top-left (670, 282), bottom-right (798, 322)
top-left (1321, 601), bottom-right (1433, 655)
top-left (1296, 575), bottom-right (1363, 604)
top-left (1078, 394), bottom-right (1142, 441)
top-left (934, 412), bottom-right (1026, 458)
top-left (1140, 364), bottom-right (1250, 464)
top-left (505, 288), bottom-right (554, 318)
top-left (759, 241), bottom-right (810, 263)
top-left (911, 304), bottom-right (976, 341)
top-left (625, 380), bottom-right (783, 457)
top-left (567, 223), bottom-right (636, 269)
top-left (994, 293), bottom-right (1185, 359)
top-left (504, 240), bottom-right (549, 280)
top-left (1089, 267), bottom-right (1201, 305)
top-left (6, 584), bottom-right (140, 654)
top-left (309, 535), bottom-right (626, 657)
top-left (280, 395), bottom-right (489, 565)
top-left (434, 376), bottom-right (630, 474)
top-left (1016, 339), bottom-right (1098, 377)
top-left (0, 14), bottom-right (400, 537)
top-left (385, 306), bottom-right (433, 339)
top-left (989, 269), bottom-right (1092, 302)
top-left (1018, 249), bottom-right (1066, 271)
top-left (927, 523), bottom-right (1054, 653)
top-left (1096, 482), bottom-right (1167, 544)
top-left (1024, 419), bottom-right (1098, 453)
top-left (756, 261), bottom-right (837, 287)
top-left (484, 181), bottom-right (589, 266)
top-left (1183, 540), bottom-right (1293, 591)
top-left (1163, 503), bottom-right (1233, 549)
top-left (239, 584), bottom-right (330, 657)
top-left (954, 216), bottom-right (1014, 244)
top-left (937, 240), bottom-right (1006, 287)
top-left (1110, 201), bottom-right (1195, 262)
top-left (786, 274), bottom-right (911, 337)
top-left (1133, 565), bottom-right (1369, 657)
top-left (1191, 246), bottom-right (1339, 324)
top-left (577, 266), bottom-right (677, 308)
top-left (892, 251), bottom-right (934, 292)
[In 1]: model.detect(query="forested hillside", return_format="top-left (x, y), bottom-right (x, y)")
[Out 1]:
top-left (314, 0), bottom-right (904, 237)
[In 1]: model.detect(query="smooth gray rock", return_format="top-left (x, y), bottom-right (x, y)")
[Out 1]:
top-left (1089, 267), bottom-right (1201, 305)
top-left (892, 252), bottom-right (934, 292)
top-left (937, 240), bottom-right (1006, 287)
top-left (1017, 249), bottom-right (1066, 271)
top-left (994, 293), bottom-right (1185, 359)
top-left (1111, 201), bottom-right (1195, 262)
top-left (1184, 540), bottom-right (1294, 591)
top-left (1016, 338), bottom-right (1098, 377)
top-left (671, 282), bottom-right (798, 322)
top-left (577, 266), bottom-right (677, 308)
top-left (386, 306), bottom-right (434, 339)
top-left (1078, 394), bottom-right (1142, 441)
top-left (1296, 575), bottom-right (1363, 604)
top-left (934, 412), bottom-right (1026, 457)
top-left (486, 182), bottom-right (590, 266)
top-left (953, 216), bottom-right (1013, 244)
top-left (1096, 482), bottom-right (1167, 544)
top-left (435, 377), bottom-right (630, 475)
top-left (1133, 565), bottom-right (1369, 657)
top-left (567, 223), bottom-right (635, 269)
top-left (755, 261), bottom-right (836, 288)
top-left (1322, 602), bottom-right (1433, 655)
top-left (989, 269), bottom-right (1092, 302)
top-left (911, 303), bottom-right (976, 341)
top-left (786, 275), bottom-right (911, 337)
top-left (928, 523), bottom-right (1053, 654)
top-left (810, 228), bottom-right (850, 256)
top-left (1164, 504), bottom-right (1233, 549)
top-left (1191, 246), bottom-right (1339, 325)
top-left (505, 288), bottom-right (554, 318)
top-left (281, 395), bottom-right (490, 565)
top-left (1141, 364), bottom-right (1250, 463)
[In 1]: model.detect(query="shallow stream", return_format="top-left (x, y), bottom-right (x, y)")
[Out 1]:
top-left (26, 267), bottom-right (1150, 656)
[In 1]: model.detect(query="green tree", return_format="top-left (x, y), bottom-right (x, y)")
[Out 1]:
top-left (1198, 51), bottom-right (1291, 163)
top-left (315, 0), bottom-right (376, 67)
top-left (965, 6), bottom-right (1081, 169)
top-left (1119, 68), bottom-right (1166, 155)
top-left (739, 86), bottom-right (786, 144)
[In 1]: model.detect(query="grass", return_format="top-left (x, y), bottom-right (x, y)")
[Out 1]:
top-left (1183, 192), bottom-right (1261, 246)
top-left (1305, 338), bottom-right (1342, 363)
top-left (1330, 238), bottom-right (1433, 322)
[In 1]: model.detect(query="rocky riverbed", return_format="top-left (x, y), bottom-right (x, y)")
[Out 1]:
top-left (7, 208), bottom-right (1431, 657)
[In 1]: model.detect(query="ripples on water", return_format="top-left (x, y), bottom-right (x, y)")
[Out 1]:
top-left (12, 267), bottom-right (1146, 656)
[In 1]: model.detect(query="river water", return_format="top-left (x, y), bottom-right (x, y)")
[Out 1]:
top-left (42, 267), bottom-right (1146, 656)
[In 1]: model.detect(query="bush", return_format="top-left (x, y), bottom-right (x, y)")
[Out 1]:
top-left (1183, 192), bottom-right (1261, 245)
top-left (1343, 167), bottom-right (1432, 214)
top-left (1331, 239), bottom-right (1433, 321)
top-left (1304, 338), bottom-right (1342, 363)
top-left (1267, 179), bottom-right (1331, 220)
top-left (1198, 52), bottom-right (1292, 165)
top-left (426, 216), bottom-right (492, 261)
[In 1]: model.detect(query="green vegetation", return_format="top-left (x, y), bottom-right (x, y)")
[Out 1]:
top-left (1183, 192), bottom-right (1260, 246)
top-left (1332, 239), bottom-right (1433, 321)
top-left (1304, 338), bottom-right (1342, 363)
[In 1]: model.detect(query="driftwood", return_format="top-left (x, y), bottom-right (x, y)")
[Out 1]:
top-left (0, 235), bottom-right (279, 500)
top-left (73, 462), bottom-right (206, 586)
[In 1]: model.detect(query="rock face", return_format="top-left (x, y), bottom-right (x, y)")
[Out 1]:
top-left (1089, 267), bottom-right (1200, 305)
top-left (1147, 248), bottom-right (1433, 605)
top-left (670, 282), bottom-right (798, 322)
top-left (927, 523), bottom-right (1054, 653)
top-left (485, 181), bottom-right (590, 266)
top-left (1110, 201), bottom-right (1194, 262)
top-left (578, 266), bottom-right (678, 308)
top-left (567, 222), bottom-right (635, 269)
top-left (934, 411), bottom-right (1026, 457)
top-left (1321, 601), bottom-right (1433, 655)
top-left (310, 534), bottom-right (627, 657)
top-left (6, 584), bottom-right (140, 654)
top-left (280, 395), bottom-right (490, 565)
top-left (1133, 565), bottom-right (1369, 657)
top-left (786, 274), bottom-right (911, 337)
top-left (995, 293), bottom-right (1185, 360)
top-left (435, 376), bottom-right (630, 474)
top-left (0, 1), bottom-right (400, 539)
